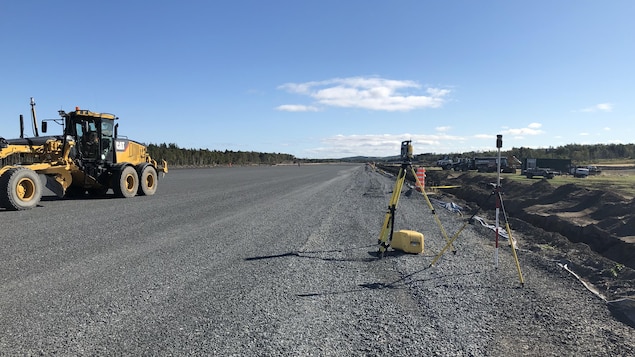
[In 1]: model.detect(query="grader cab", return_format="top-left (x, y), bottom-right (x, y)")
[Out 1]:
top-left (0, 103), bottom-right (167, 210)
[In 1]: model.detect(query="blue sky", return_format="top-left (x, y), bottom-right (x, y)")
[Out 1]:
top-left (1, 1), bottom-right (633, 159)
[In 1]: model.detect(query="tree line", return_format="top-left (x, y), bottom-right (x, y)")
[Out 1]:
top-left (425, 143), bottom-right (635, 164)
top-left (146, 142), bottom-right (635, 167)
top-left (508, 143), bottom-right (635, 162)
top-left (147, 143), bottom-right (296, 167)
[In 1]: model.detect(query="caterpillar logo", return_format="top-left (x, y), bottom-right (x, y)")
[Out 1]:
top-left (115, 139), bottom-right (129, 152)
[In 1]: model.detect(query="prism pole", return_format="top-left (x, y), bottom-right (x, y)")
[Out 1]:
top-left (495, 134), bottom-right (503, 268)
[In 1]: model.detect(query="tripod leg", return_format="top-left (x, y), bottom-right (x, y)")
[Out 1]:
top-left (429, 221), bottom-right (468, 267)
top-left (498, 192), bottom-right (525, 286)
top-left (409, 166), bottom-right (457, 254)
top-left (429, 206), bottom-right (481, 267)
top-left (378, 168), bottom-right (406, 256)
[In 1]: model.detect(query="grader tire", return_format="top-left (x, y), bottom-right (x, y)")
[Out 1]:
top-left (138, 166), bottom-right (158, 196)
top-left (0, 168), bottom-right (43, 210)
top-left (113, 166), bottom-right (139, 198)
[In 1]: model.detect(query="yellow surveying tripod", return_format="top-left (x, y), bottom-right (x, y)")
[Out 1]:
top-left (378, 141), bottom-right (456, 257)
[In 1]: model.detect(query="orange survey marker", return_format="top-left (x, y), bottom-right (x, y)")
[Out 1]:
top-left (415, 167), bottom-right (426, 191)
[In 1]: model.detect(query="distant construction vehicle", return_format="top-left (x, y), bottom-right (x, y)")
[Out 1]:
top-left (570, 166), bottom-right (590, 178)
top-left (474, 157), bottom-right (515, 173)
top-left (522, 158), bottom-right (571, 175)
top-left (436, 156), bottom-right (454, 170)
top-left (436, 156), bottom-right (515, 173)
top-left (524, 167), bottom-right (556, 179)
top-left (0, 99), bottom-right (167, 210)
top-left (451, 157), bottom-right (475, 171)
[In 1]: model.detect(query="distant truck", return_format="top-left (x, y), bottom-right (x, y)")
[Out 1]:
top-left (523, 158), bottom-right (571, 175)
top-left (437, 156), bottom-right (514, 172)
top-left (525, 167), bottom-right (556, 179)
top-left (436, 157), bottom-right (454, 170)
top-left (586, 165), bottom-right (601, 175)
top-left (570, 166), bottom-right (590, 178)
top-left (452, 158), bottom-right (475, 171)
top-left (474, 157), bottom-right (514, 173)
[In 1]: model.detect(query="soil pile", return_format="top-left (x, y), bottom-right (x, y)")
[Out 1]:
top-left (441, 171), bottom-right (635, 269)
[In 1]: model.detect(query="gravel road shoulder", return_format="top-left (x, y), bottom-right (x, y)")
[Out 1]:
top-left (273, 164), bottom-right (635, 356)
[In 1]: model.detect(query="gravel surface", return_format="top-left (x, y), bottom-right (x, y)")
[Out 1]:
top-left (0, 164), bottom-right (633, 355)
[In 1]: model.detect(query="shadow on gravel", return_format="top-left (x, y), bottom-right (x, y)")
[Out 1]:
top-left (244, 252), bottom-right (299, 260)
top-left (1, 194), bottom-right (118, 212)
top-left (244, 244), bottom-right (378, 263)
top-left (296, 270), bottom-right (486, 298)
top-left (37, 194), bottom-right (119, 204)
top-left (296, 286), bottom-right (388, 297)
top-left (245, 247), bottom-right (500, 299)
top-left (296, 256), bottom-right (486, 298)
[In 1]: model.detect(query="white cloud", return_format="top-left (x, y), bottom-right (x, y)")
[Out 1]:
top-left (304, 132), bottom-right (465, 158)
top-left (502, 123), bottom-right (544, 136)
top-left (276, 104), bottom-right (319, 112)
top-left (278, 76), bottom-right (450, 112)
top-left (579, 103), bottom-right (614, 112)
top-left (436, 126), bottom-right (451, 132)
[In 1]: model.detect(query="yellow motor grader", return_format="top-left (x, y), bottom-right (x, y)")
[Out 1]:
top-left (0, 101), bottom-right (167, 210)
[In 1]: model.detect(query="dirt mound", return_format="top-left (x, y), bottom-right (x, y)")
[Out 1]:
top-left (432, 171), bottom-right (635, 267)
top-left (438, 170), bottom-right (634, 299)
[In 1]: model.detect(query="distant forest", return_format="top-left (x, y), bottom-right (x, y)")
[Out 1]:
top-left (448, 143), bottom-right (635, 163)
top-left (146, 142), bottom-right (635, 167)
top-left (147, 143), bottom-right (296, 166)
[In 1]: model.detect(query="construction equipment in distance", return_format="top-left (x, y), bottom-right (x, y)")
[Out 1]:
top-left (0, 100), bottom-right (168, 210)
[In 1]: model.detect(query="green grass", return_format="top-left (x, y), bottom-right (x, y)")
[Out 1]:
top-left (587, 158), bottom-right (635, 166)
top-left (422, 161), bottom-right (635, 198)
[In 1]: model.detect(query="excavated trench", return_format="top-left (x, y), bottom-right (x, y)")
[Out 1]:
top-left (456, 175), bottom-right (633, 269)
